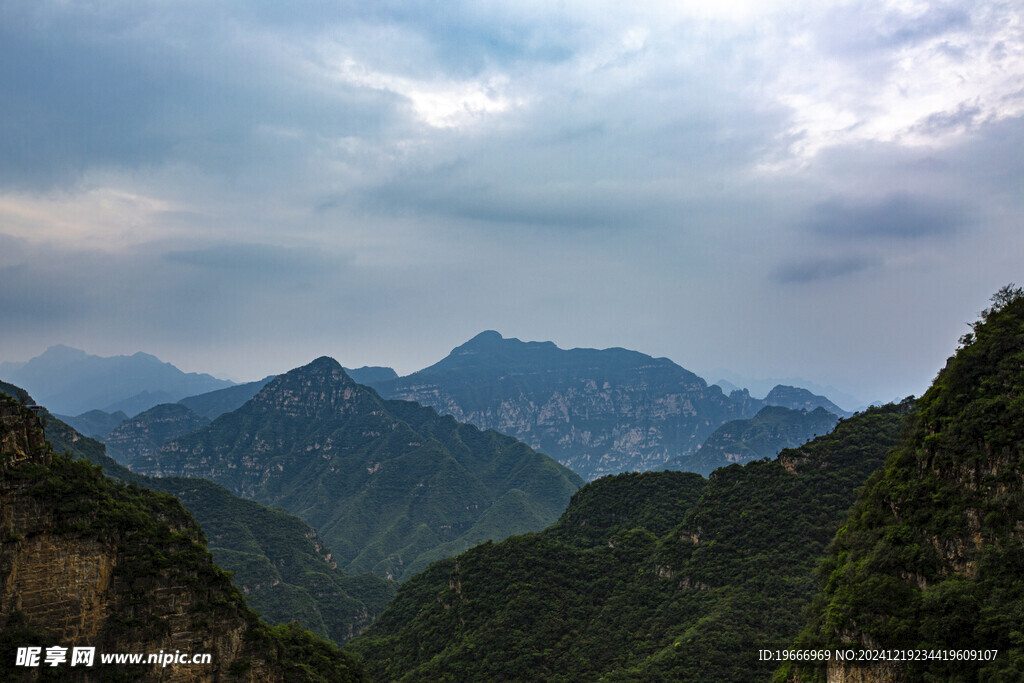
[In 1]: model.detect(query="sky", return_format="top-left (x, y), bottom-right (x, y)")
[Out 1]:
top-left (1, 0), bottom-right (1022, 405)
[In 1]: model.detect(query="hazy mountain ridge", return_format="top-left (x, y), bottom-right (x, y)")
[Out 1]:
top-left (667, 405), bottom-right (841, 475)
top-left (104, 402), bottom-right (211, 467)
top-left (54, 408), bottom-right (129, 439)
top-left (134, 356), bottom-right (583, 580)
top-left (0, 345), bottom-right (234, 415)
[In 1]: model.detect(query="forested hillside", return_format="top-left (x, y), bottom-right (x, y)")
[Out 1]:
top-left (347, 402), bottom-right (907, 680)
top-left (782, 285), bottom-right (1024, 682)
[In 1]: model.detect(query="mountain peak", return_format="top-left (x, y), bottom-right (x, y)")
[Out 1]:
top-left (249, 356), bottom-right (366, 419)
top-left (38, 344), bottom-right (88, 363)
top-left (461, 330), bottom-right (506, 349)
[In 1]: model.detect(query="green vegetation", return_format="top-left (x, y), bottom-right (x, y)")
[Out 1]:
top-left (136, 357), bottom-right (582, 580)
top-left (782, 285), bottom-right (1024, 682)
top-left (145, 477), bottom-right (396, 643)
top-left (348, 403), bottom-right (906, 681)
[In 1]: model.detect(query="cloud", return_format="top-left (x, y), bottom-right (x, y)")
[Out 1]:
top-left (801, 193), bottom-right (972, 240)
top-left (773, 255), bottom-right (877, 284)
top-left (1, 0), bottom-right (1023, 403)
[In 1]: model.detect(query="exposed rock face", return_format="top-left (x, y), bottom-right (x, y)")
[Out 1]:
top-left (0, 398), bottom-right (367, 681)
top-left (370, 331), bottom-right (759, 479)
top-left (826, 660), bottom-right (903, 683)
top-left (104, 402), bottom-right (210, 467)
top-left (0, 403), bottom-right (49, 469)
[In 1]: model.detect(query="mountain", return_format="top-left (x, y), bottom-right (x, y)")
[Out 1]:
top-left (347, 402), bottom-right (907, 681)
top-left (104, 402), bottom-right (211, 467)
top-left (178, 376), bottom-right (276, 420)
top-left (0, 345), bottom-right (234, 415)
top-left (705, 369), bottom-right (864, 413)
top-left (0, 395), bottom-right (369, 681)
top-left (134, 357), bottom-right (583, 581)
top-left (343, 366), bottom-right (398, 385)
top-left (368, 331), bottom-right (758, 480)
top-left (53, 408), bottom-right (128, 439)
top-left (762, 384), bottom-right (850, 417)
top-left (782, 286), bottom-right (1024, 682)
top-left (175, 369), bottom-right (395, 421)
top-left (0, 381), bottom-right (396, 647)
top-left (667, 405), bottom-right (840, 475)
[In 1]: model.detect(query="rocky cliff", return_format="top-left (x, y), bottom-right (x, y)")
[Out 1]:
top-left (103, 402), bottom-right (210, 467)
top-left (0, 397), bottom-right (368, 681)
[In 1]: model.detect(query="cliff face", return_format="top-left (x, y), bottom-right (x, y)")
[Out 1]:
top-left (103, 402), bottom-right (210, 467)
top-left (0, 398), bottom-right (367, 681)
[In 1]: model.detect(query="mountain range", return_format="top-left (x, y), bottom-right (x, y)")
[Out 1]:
top-left (0, 345), bottom-right (234, 415)
top-left (133, 357), bottom-right (583, 580)
top-left (0, 345), bottom-right (398, 419)
top-left (367, 331), bottom-right (848, 479)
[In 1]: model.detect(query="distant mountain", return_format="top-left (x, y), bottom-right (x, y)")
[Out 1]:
top-left (53, 408), bottom-right (128, 439)
top-left (368, 331), bottom-right (757, 479)
top-left (713, 378), bottom-right (742, 394)
top-left (668, 405), bottom-right (840, 475)
top-left (135, 357), bottom-right (583, 580)
top-left (344, 366), bottom-right (398, 385)
top-left (762, 384), bottom-right (850, 417)
top-left (104, 402), bottom-right (211, 467)
top-left (0, 345), bottom-right (234, 415)
top-left (0, 393), bottom-right (369, 681)
top-left (705, 368), bottom-right (863, 413)
top-left (178, 376), bottom-right (276, 419)
top-left (0, 381), bottom-right (396, 646)
top-left (101, 389), bottom-right (182, 416)
top-left (348, 403), bottom-right (907, 681)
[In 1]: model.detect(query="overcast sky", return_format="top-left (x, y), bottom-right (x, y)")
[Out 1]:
top-left (1, 0), bottom-right (1022, 404)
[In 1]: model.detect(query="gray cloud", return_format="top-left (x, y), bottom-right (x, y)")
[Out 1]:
top-left (801, 193), bottom-right (972, 240)
top-left (774, 255), bottom-right (877, 284)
